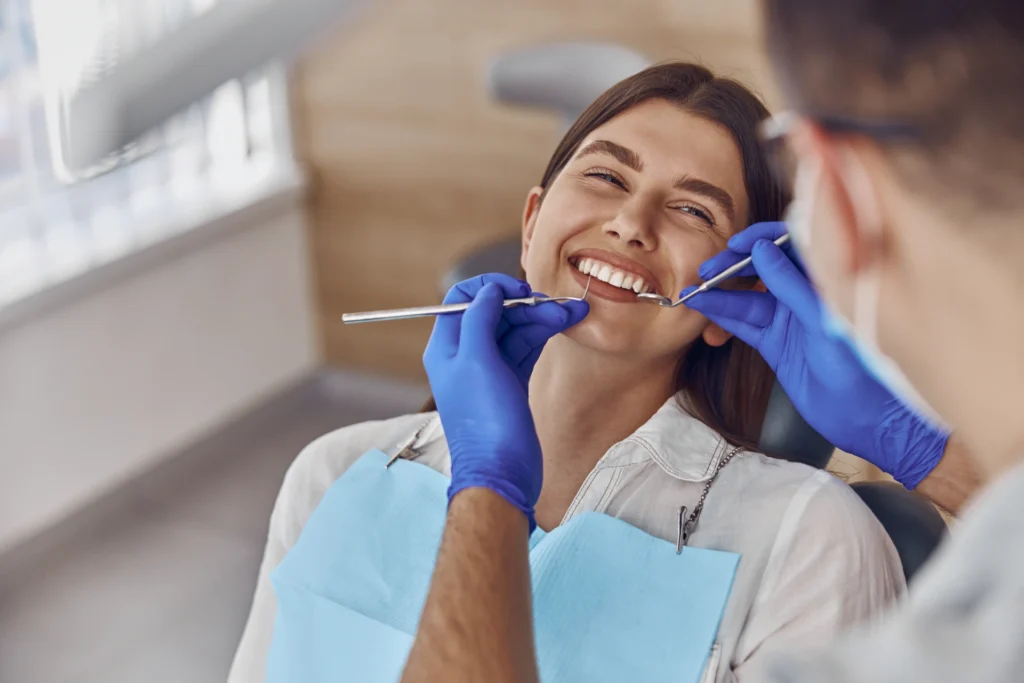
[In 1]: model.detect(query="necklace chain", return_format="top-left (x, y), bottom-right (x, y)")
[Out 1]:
top-left (678, 445), bottom-right (743, 551)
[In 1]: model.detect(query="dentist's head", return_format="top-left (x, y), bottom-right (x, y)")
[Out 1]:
top-left (762, 0), bottom-right (1024, 474)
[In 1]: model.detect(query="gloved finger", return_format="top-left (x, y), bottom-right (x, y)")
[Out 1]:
top-left (728, 221), bottom-right (808, 275)
top-left (459, 282), bottom-right (510, 357)
top-left (682, 286), bottom-right (772, 351)
top-left (683, 286), bottom-right (776, 346)
top-left (700, 241), bottom-right (807, 281)
top-left (698, 249), bottom-right (758, 280)
top-left (430, 274), bottom-right (529, 358)
top-left (503, 298), bottom-right (590, 331)
top-left (423, 320), bottom-right (457, 367)
top-left (750, 241), bottom-right (822, 332)
top-left (683, 287), bottom-right (777, 329)
top-left (424, 309), bottom-right (465, 366)
top-left (499, 323), bottom-right (558, 367)
top-left (499, 301), bottom-right (589, 369)
top-left (518, 344), bottom-right (546, 380)
top-left (698, 221), bottom-right (799, 281)
top-left (510, 297), bottom-right (569, 330)
top-left (442, 273), bottom-right (531, 305)
top-left (560, 300), bottom-right (590, 328)
top-left (725, 221), bottom-right (788, 252)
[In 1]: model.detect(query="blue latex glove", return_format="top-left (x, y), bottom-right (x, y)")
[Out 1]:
top-left (423, 273), bottom-right (589, 530)
top-left (684, 221), bottom-right (948, 489)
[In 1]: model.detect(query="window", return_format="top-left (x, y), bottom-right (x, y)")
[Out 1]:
top-left (0, 0), bottom-right (298, 308)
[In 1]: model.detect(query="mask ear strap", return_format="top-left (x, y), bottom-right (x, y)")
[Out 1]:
top-left (854, 258), bottom-right (882, 348)
top-left (842, 147), bottom-right (885, 347)
top-left (787, 157), bottom-right (822, 251)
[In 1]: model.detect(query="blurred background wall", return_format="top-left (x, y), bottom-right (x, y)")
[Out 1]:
top-left (294, 0), bottom-right (779, 380)
top-left (0, 193), bottom-right (315, 555)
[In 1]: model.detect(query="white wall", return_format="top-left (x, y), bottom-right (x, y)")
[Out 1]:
top-left (0, 193), bottom-right (317, 554)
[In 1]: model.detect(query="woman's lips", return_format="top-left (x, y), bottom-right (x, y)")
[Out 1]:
top-left (566, 248), bottom-right (665, 303)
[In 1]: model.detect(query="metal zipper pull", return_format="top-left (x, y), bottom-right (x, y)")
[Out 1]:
top-left (386, 418), bottom-right (434, 468)
top-left (676, 506), bottom-right (689, 554)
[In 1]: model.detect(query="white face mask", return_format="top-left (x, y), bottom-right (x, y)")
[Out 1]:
top-left (788, 156), bottom-right (949, 429)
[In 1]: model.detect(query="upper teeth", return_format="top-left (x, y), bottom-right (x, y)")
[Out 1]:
top-left (575, 258), bottom-right (650, 293)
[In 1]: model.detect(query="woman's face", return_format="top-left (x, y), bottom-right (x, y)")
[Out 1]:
top-left (521, 99), bottom-right (752, 362)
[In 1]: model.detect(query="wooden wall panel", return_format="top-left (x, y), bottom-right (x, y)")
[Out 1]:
top-left (293, 0), bottom-right (781, 381)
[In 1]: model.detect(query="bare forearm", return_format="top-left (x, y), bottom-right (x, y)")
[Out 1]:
top-left (401, 488), bottom-right (539, 683)
top-left (914, 434), bottom-right (982, 515)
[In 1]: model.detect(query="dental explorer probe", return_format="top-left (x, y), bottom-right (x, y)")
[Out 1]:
top-left (636, 233), bottom-right (790, 308)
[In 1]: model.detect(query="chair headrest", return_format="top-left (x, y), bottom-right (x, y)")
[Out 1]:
top-left (758, 381), bottom-right (835, 470)
top-left (487, 42), bottom-right (651, 126)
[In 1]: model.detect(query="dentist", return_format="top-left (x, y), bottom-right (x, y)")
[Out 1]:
top-left (401, 1), bottom-right (1024, 682)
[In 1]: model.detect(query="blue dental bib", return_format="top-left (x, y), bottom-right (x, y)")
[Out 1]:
top-left (268, 450), bottom-right (739, 683)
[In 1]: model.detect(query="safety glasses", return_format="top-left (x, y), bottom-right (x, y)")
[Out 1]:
top-left (758, 111), bottom-right (920, 197)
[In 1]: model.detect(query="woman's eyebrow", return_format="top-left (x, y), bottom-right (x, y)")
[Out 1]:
top-left (576, 142), bottom-right (736, 224)
top-left (576, 140), bottom-right (643, 172)
top-left (673, 176), bottom-right (736, 224)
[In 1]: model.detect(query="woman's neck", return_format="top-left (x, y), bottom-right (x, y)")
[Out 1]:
top-left (529, 335), bottom-right (677, 530)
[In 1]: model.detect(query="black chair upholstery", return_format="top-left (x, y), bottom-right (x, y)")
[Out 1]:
top-left (849, 481), bottom-right (947, 581)
top-left (443, 245), bottom-right (946, 582)
top-left (758, 381), bottom-right (834, 470)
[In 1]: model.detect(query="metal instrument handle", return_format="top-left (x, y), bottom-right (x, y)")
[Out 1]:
top-left (342, 297), bottom-right (540, 324)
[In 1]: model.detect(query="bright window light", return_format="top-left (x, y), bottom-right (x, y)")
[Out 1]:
top-left (0, 0), bottom-right (297, 310)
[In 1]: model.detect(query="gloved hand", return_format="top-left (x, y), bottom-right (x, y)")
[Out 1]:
top-left (423, 273), bottom-right (589, 530)
top-left (684, 221), bottom-right (949, 489)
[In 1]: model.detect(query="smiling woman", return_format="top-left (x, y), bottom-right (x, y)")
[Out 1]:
top-left (521, 64), bottom-right (785, 456)
top-left (228, 62), bottom-right (904, 683)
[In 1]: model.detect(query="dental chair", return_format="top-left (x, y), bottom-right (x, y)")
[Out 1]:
top-left (441, 42), bottom-right (947, 582)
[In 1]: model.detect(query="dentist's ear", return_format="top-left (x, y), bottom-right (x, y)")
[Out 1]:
top-left (520, 187), bottom-right (545, 272)
top-left (798, 120), bottom-right (886, 277)
top-left (836, 141), bottom-right (888, 274)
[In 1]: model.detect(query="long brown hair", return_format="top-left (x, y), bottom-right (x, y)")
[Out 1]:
top-left (429, 62), bottom-right (787, 453)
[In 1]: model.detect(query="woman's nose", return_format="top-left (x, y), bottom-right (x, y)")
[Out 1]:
top-left (603, 203), bottom-right (656, 250)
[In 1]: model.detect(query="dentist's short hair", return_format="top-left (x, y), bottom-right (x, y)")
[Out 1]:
top-left (764, 0), bottom-right (1024, 216)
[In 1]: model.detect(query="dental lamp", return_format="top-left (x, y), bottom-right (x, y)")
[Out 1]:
top-left (52, 0), bottom-right (370, 176)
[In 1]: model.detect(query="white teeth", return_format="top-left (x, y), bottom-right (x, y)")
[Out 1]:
top-left (572, 258), bottom-right (652, 294)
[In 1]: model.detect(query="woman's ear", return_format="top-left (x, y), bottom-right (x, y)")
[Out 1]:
top-left (521, 187), bottom-right (544, 272)
top-left (701, 279), bottom-right (765, 347)
top-left (701, 322), bottom-right (733, 347)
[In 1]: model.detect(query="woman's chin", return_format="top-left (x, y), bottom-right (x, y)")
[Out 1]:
top-left (561, 315), bottom-right (646, 357)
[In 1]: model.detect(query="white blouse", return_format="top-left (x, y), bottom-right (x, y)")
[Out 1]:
top-left (228, 399), bottom-right (905, 683)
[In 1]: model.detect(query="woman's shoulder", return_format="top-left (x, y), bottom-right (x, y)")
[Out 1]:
top-left (749, 460), bottom-right (906, 594)
top-left (731, 465), bottom-right (907, 672)
top-left (722, 451), bottom-right (904, 579)
top-left (733, 451), bottom-right (896, 540)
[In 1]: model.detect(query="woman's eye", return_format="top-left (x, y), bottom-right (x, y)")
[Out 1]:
top-left (678, 204), bottom-right (714, 225)
top-left (584, 170), bottom-right (627, 190)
